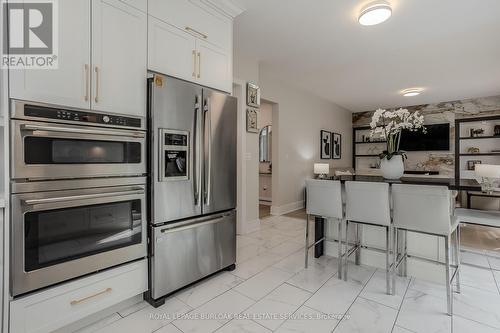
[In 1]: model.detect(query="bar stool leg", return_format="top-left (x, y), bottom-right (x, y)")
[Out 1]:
top-left (445, 235), bottom-right (452, 316)
top-left (403, 230), bottom-right (408, 277)
top-left (344, 221), bottom-right (349, 281)
top-left (355, 224), bottom-right (361, 265)
top-left (305, 214), bottom-right (309, 269)
top-left (455, 225), bottom-right (461, 294)
top-left (337, 219), bottom-right (343, 279)
top-left (386, 225), bottom-right (391, 295)
top-left (392, 227), bottom-right (398, 296)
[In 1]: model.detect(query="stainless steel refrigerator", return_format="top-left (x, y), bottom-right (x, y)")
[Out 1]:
top-left (147, 75), bottom-right (237, 306)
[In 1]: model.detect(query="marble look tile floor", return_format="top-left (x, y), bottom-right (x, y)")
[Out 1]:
top-left (76, 214), bottom-right (500, 333)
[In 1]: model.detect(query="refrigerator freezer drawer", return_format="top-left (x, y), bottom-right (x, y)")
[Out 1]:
top-left (151, 211), bottom-right (236, 299)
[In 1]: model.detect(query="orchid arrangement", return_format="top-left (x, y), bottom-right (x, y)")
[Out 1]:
top-left (370, 108), bottom-right (426, 160)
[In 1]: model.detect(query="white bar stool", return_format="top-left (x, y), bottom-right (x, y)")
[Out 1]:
top-left (344, 181), bottom-right (393, 294)
top-left (392, 184), bottom-right (460, 316)
top-left (305, 179), bottom-right (345, 279)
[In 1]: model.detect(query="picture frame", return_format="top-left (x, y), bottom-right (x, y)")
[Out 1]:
top-left (467, 160), bottom-right (482, 171)
top-left (320, 130), bottom-right (332, 159)
top-left (332, 132), bottom-right (341, 159)
top-left (247, 82), bottom-right (260, 107)
top-left (246, 108), bottom-right (259, 133)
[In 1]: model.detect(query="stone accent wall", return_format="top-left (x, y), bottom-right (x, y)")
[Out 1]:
top-left (352, 95), bottom-right (500, 177)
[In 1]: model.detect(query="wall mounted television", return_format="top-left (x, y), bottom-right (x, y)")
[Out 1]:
top-left (399, 123), bottom-right (450, 151)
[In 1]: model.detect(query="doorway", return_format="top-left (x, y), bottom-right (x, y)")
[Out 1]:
top-left (258, 100), bottom-right (275, 219)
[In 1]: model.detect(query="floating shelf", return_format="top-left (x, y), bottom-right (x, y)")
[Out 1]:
top-left (355, 154), bottom-right (380, 157)
top-left (459, 153), bottom-right (500, 156)
top-left (459, 136), bottom-right (500, 140)
top-left (354, 141), bottom-right (387, 144)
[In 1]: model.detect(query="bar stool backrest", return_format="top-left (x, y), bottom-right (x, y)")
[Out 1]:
top-left (306, 179), bottom-right (343, 219)
top-left (392, 184), bottom-right (453, 235)
top-left (345, 181), bottom-right (391, 226)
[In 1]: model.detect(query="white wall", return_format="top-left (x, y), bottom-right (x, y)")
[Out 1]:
top-left (259, 67), bottom-right (352, 215)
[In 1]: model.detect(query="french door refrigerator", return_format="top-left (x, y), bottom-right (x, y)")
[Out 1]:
top-left (147, 75), bottom-right (237, 306)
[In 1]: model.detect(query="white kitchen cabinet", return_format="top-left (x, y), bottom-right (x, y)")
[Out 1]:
top-left (92, 0), bottom-right (147, 117)
top-left (10, 259), bottom-right (147, 333)
top-left (196, 39), bottom-right (232, 93)
top-left (147, 0), bottom-right (233, 93)
top-left (9, 0), bottom-right (91, 110)
top-left (10, 0), bottom-right (147, 117)
top-left (148, 16), bottom-right (197, 83)
top-left (149, 0), bottom-right (231, 51)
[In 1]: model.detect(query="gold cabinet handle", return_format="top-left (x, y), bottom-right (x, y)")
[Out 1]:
top-left (192, 50), bottom-right (196, 78)
top-left (94, 66), bottom-right (100, 103)
top-left (84, 64), bottom-right (89, 101)
top-left (197, 52), bottom-right (201, 79)
top-left (70, 288), bottom-right (112, 306)
top-left (185, 26), bottom-right (207, 39)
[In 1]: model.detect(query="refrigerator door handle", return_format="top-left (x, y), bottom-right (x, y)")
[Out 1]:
top-left (193, 95), bottom-right (202, 205)
top-left (203, 97), bottom-right (212, 206)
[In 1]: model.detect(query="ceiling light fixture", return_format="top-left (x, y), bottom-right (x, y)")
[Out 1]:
top-left (401, 88), bottom-right (423, 97)
top-left (358, 1), bottom-right (392, 26)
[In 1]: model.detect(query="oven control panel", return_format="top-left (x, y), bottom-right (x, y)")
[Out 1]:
top-left (23, 104), bottom-right (142, 128)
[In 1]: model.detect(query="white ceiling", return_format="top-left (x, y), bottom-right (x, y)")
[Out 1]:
top-left (234, 0), bottom-right (500, 112)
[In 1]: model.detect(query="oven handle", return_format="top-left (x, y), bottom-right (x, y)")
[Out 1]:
top-left (22, 189), bottom-right (145, 205)
top-left (21, 124), bottom-right (146, 139)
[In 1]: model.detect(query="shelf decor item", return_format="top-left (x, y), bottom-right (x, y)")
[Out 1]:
top-left (470, 128), bottom-right (485, 137)
top-left (246, 82), bottom-right (260, 107)
top-left (495, 125), bottom-right (500, 136)
top-left (370, 108), bottom-right (425, 179)
top-left (246, 108), bottom-right (258, 133)
top-left (467, 160), bottom-right (482, 171)
top-left (475, 164), bottom-right (500, 194)
top-left (320, 130), bottom-right (332, 159)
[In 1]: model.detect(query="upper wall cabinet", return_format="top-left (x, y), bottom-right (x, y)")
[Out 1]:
top-left (92, 0), bottom-right (147, 117)
top-left (9, 0), bottom-right (92, 110)
top-left (148, 0), bottom-right (233, 93)
top-left (10, 0), bottom-right (147, 117)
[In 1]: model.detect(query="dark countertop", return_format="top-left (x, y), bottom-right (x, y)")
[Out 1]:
top-left (330, 175), bottom-right (482, 191)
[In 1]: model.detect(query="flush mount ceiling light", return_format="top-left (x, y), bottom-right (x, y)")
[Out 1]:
top-left (358, 1), bottom-right (392, 26)
top-left (401, 88), bottom-right (423, 97)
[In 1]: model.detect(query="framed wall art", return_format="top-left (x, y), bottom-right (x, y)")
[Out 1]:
top-left (247, 82), bottom-right (260, 107)
top-left (332, 132), bottom-right (341, 159)
top-left (246, 108), bottom-right (259, 133)
top-left (320, 130), bottom-right (332, 159)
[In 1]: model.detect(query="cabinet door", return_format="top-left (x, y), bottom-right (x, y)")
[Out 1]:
top-left (148, 16), bottom-right (197, 82)
top-left (9, 0), bottom-right (91, 109)
top-left (92, 0), bottom-right (147, 117)
top-left (196, 39), bottom-right (232, 93)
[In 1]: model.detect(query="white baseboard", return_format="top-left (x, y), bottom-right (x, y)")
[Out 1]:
top-left (237, 218), bottom-right (261, 235)
top-left (270, 200), bottom-right (304, 216)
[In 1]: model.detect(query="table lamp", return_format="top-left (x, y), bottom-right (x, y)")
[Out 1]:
top-left (314, 163), bottom-right (329, 179)
top-left (475, 164), bottom-right (500, 194)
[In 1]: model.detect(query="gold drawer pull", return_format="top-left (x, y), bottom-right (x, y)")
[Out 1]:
top-left (70, 288), bottom-right (112, 306)
top-left (185, 26), bottom-right (207, 39)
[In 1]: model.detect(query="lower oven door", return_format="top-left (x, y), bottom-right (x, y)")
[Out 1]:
top-left (11, 185), bottom-right (147, 296)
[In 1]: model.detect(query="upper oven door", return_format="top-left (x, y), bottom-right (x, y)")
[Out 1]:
top-left (11, 119), bottom-right (146, 180)
top-left (11, 185), bottom-right (147, 296)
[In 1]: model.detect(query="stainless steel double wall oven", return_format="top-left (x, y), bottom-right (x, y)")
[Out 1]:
top-left (10, 101), bottom-right (148, 296)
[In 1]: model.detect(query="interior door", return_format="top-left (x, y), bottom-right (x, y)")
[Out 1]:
top-left (9, 0), bottom-right (91, 109)
top-left (152, 76), bottom-right (203, 224)
top-left (92, 0), bottom-right (147, 116)
top-left (202, 89), bottom-right (237, 215)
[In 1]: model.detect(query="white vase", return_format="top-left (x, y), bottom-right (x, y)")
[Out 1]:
top-left (380, 155), bottom-right (404, 180)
